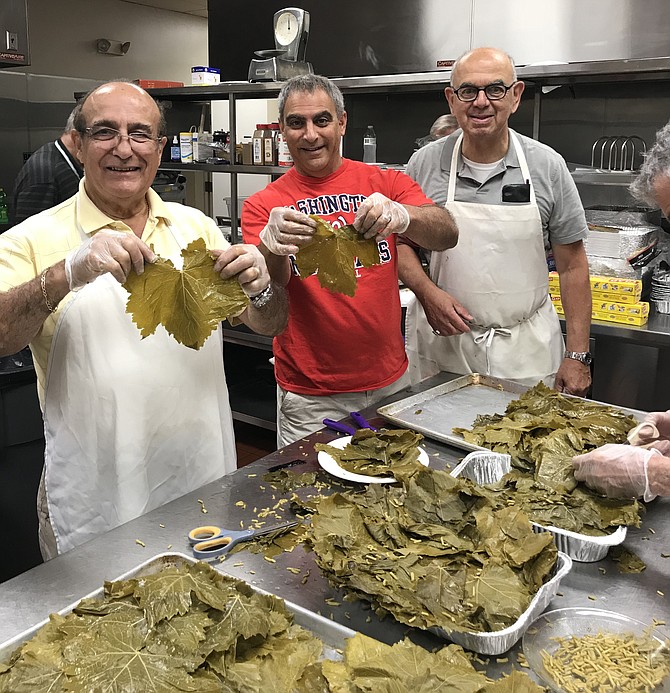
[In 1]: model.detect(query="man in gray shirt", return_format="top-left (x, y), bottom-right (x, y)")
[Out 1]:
top-left (400, 47), bottom-right (592, 396)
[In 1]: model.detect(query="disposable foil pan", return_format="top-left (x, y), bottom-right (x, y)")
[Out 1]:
top-left (433, 550), bottom-right (572, 656)
top-left (0, 552), bottom-right (356, 665)
top-left (451, 451), bottom-right (627, 563)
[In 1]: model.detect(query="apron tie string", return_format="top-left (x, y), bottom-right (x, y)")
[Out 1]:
top-left (473, 327), bottom-right (513, 375)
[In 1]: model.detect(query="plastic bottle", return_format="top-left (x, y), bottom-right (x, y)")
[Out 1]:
top-left (170, 136), bottom-right (180, 162)
top-left (0, 188), bottom-right (8, 224)
top-left (277, 131), bottom-right (293, 167)
top-left (363, 125), bottom-right (377, 164)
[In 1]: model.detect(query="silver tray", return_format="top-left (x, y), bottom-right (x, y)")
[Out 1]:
top-left (451, 451), bottom-right (627, 563)
top-left (377, 373), bottom-right (647, 452)
top-left (0, 552), bottom-right (356, 666)
top-left (434, 551), bottom-right (572, 656)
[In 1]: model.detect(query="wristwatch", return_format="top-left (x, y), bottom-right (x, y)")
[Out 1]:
top-left (564, 350), bottom-right (593, 366)
top-left (249, 284), bottom-right (274, 309)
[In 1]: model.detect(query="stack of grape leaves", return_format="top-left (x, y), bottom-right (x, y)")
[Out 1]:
top-left (315, 428), bottom-right (424, 477)
top-left (293, 215), bottom-right (381, 297)
top-left (453, 382), bottom-right (643, 535)
top-left (308, 464), bottom-right (559, 635)
top-left (0, 560), bottom-right (544, 692)
top-left (123, 238), bottom-right (248, 350)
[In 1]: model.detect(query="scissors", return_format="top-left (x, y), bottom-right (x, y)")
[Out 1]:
top-left (188, 520), bottom-right (299, 560)
top-left (322, 411), bottom-right (378, 436)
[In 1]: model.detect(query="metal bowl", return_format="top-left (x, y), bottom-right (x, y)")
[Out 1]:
top-left (522, 607), bottom-right (670, 692)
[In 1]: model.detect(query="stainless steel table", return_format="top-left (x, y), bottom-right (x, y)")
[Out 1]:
top-left (0, 373), bottom-right (668, 682)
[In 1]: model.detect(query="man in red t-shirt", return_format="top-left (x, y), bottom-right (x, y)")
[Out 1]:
top-left (243, 74), bottom-right (458, 446)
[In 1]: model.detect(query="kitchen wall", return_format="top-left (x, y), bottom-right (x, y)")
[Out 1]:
top-left (0, 0), bottom-right (207, 215)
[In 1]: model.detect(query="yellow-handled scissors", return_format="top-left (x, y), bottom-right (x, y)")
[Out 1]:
top-left (188, 520), bottom-right (299, 560)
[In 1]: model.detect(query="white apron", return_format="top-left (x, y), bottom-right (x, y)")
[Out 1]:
top-left (406, 131), bottom-right (563, 386)
top-left (42, 221), bottom-right (236, 555)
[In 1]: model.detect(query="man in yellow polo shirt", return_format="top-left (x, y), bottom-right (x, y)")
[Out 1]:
top-left (0, 81), bottom-right (288, 558)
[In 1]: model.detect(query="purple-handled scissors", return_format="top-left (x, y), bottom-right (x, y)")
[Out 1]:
top-left (322, 411), bottom-right (378, 435)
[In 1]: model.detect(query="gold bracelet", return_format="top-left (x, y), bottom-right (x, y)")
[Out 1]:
top-left (40, 268), bottom-right (57, 313)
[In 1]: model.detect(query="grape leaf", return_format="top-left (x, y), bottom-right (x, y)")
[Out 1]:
top-left (123, 237), bottom-right (248, 350)
top-left (294, 215), bottom-right (381, 297)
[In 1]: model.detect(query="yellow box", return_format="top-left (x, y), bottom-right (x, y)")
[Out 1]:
top-left (549, 293), bottom-right (649, 325)
top-left (591, 290), bottom-right (641, 305)
top-left (591, 310), bottom-right (649, 326)
top-left (548, 272), bottom-right (642, 301)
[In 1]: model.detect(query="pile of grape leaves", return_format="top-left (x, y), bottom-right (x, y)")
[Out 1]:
top-left (452, 382), bottom-right (642, 534)
top-left (293, 215), bottom-right (381, 297)
top-left (0, 560), bottom-right (543, 692)
top-left (308, 464), bottom-right (558, 634)
top-left (123, 237), bottom-right (249, 350)
top-left (315, 428), bottom-right (424, 477)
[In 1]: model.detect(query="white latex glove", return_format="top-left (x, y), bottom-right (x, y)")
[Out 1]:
top-left (259, 207), bottom-right (317, 256)
top-left (572, 443), bottom-right (660, 501)
top-left (64, 230), bottom-right (156, 291)
top-left (212, 243), bottom-right (271, 298)
top-left (631, 410), bottom-right (670, 455)
top-left (353, 192), bottom-right (410, 241)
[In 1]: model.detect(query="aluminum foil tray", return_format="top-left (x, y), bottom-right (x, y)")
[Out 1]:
top-left (451, 451), bottom-right (627, 563)
top-left (378, 373), bottom-right (647, 453)
top-left (0, 552), bottom-right (356, 666)
top-left (433, 550), bottom-right (572, 656)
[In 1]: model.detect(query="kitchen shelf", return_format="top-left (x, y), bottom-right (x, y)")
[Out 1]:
top-left (159, 162), bottom-right (287, 175)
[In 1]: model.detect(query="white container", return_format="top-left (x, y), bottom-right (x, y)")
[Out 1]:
top-left (277, 132), bottom-right (293, 167)
top-left (191, 66), bottom-right (220, 85)
top-left (179, 131), bottom-right (192, 163)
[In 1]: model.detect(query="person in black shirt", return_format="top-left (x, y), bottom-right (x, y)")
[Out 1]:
top-left (11, 104), bottom-right (83, 225)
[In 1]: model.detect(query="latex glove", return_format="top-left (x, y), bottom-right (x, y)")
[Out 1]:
top-left (627, 411), bottom-right (670, 455)
top-left (572, 443), bottom-right (660, 501)
top-left (354, 192), bottom-right (410, 241)
top-left (212, 243), bottom-right (271, 298)
top-left (259, 207), bottom-right (317, 256)
top-left (65, 230), bottom-right (156, 291)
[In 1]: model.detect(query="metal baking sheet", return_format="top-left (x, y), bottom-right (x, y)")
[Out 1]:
top-left (377, 373), bottom-right (647, 451)
top-left (0, 552), bottom-right (356, 666)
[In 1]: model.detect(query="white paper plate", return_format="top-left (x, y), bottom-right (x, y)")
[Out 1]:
top-left (317, 435), bottom-right (430, 484)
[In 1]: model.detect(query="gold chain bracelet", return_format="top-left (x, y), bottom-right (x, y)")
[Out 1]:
top-left (40, 268), bottom-right (57, 313)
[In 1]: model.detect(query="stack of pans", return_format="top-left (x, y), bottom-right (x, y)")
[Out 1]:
top-left (650, 268), bottom-right (670, 313)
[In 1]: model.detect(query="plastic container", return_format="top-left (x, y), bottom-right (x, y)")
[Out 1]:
top-left (363, 125), bottom-right (376, 163)
top-left (278, 131), bottom-right (293, 167)
top-left (252, 124), bottom-right (266, 165)
top-left (170, 135), bottom-right (180, 162)
top-left (179, 132), bottom-right (193, 163)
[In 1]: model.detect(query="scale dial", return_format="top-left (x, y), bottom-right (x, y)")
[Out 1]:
top-left (273, 7), bottom-right (309, 61)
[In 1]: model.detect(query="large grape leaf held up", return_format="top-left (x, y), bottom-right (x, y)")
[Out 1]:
top-left (294, 215), bottom-right (381, 297)
top-left (123, 238), bottom-right (249, 350)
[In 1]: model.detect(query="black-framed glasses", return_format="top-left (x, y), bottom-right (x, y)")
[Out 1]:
top-left (81, 126), bottom-right (161, 146)
top-left (452, 82), bottom-right (517, 102)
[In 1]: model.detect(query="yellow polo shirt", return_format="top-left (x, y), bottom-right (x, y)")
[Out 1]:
top-left (0, 179), bottom-right (230, 407)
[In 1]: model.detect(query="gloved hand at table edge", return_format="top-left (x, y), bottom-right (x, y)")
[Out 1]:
top-left (572, 443), bottom-right (660, 502)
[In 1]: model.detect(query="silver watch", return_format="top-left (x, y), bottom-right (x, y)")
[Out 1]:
top-left (564, 350), bottom-right (593, 366)
top-left (249, 284), bottom-right (274, 309)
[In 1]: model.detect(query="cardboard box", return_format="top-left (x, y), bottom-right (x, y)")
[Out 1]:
top-left (191, 66), bottom-right (220, 85)
top-left (548, 272), bottom-right (642, 301)
top-left (134, 79), bottom-right (184, 89)
top-left (550, 293), bottom-right (649, 326)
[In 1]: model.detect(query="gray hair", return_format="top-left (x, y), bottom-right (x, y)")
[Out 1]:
top-left (450, 47), bottom-right (518, 85)
top-left (278, 74), bottom-right (345, 122)
top-left (630, 120), bottom-right (670, 207)
top-left (430, 114), bottom-right (458, 138)
top-left (73, 79), bottom-right (167, 136)
top-left (64, 103), bottom-right (81, 134)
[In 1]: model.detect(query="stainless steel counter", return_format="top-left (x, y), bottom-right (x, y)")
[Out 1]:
top-left (0, 373), bottom-right (668, 683)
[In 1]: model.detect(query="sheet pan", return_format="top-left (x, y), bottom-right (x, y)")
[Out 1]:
top-left (377, 373), bottom-right (647, 452)
top-left (0, 552), bottom-right (356, 666)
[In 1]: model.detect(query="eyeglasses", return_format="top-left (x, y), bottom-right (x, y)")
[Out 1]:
top-left (82, 127), bottom-right (161, 147)
top-left (452, 82), bottom-right (517, 102)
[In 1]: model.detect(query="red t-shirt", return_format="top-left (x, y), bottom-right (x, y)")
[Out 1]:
top-left (242, 158), bottom-right (433, 396)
